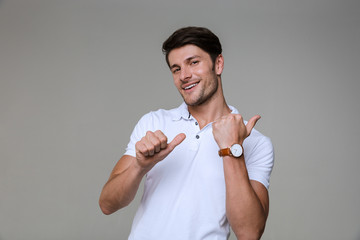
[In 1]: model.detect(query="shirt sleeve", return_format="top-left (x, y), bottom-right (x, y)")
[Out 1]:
top-left (243, 132), bottom-right (274, 189)
top-left (124, 113), bottom-right (153, 157)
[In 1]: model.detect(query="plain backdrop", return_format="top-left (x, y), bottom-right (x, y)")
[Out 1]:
top-left (1, 0), bottom-right (359, 239)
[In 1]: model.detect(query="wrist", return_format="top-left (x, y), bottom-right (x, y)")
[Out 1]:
top-left (218, 143), bottom-right (243, 158)
top-left (133, 159), bottom-right (150, 177)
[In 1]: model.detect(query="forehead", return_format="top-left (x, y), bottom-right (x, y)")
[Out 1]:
top-left (168, 44), bottom-right (210, 65)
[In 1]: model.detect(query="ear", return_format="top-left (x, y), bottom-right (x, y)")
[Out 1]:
top-left (214, 54), bottom-right (224, 75)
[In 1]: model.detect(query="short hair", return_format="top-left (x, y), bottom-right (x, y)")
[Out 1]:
top-left (162, 26), bottom-right (222, 67)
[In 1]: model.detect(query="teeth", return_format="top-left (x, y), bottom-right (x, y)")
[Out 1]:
top-left (184, 83), bottom-right (198, 90)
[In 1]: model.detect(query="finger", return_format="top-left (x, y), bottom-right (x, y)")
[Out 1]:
top-left (136, 141), bottom-right (150, 157)
top-left (147, 133), bottom-right (162, 153)
top-left (167, 133), bottom-right (186, 152)
top-left (246, 115), bottom-right (261, 135)
top-left (142, 138), bottom-right (155, 156)
top-left (154, 133), bottom-right (186, 161)
top-left (154, 130), bottom-right (168, 149)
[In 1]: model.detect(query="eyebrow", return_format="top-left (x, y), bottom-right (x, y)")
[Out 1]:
top-left (170, 55), bottom-right (201, 70)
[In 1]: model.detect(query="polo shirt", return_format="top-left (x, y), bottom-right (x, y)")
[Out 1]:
top-left (125, 102), bottom-right (274, 240)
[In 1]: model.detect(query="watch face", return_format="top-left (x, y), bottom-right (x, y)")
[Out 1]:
top-left (230, 144), bottom-right (243, 157)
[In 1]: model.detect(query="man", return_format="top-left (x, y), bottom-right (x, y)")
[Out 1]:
top-left (99, 26), bottom-right (274, 240)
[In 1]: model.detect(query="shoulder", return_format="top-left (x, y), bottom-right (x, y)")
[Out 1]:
top-left (245, 127), bottom-right (273, 152)
top-left (243, 127), bottom-right (274, 164)
top-left (136, 104), bottom-right (183, 127)
top-left (141, 106), bottom-right (180, 120)
top-left (243, 127), bottom-right (274, 189)
top-left (127, 105), bottom-right (181, 144)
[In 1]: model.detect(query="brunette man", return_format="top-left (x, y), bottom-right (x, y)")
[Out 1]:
top-left (99, 26), bottom-right (274, 240)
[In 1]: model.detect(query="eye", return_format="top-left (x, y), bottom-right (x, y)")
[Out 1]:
top-left (172, 68), bottom-right (180, 74)
top-left (191, 60), bottom-right (199, 65)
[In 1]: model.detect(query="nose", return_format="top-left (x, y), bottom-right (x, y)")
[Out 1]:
top-left (180, 66), bottom-right (191, 82)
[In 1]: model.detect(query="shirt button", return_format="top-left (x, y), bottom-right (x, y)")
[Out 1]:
top-left (196, 135), bottom-right (200, 139)
top-left (195, 122), bottom-right (198, 126)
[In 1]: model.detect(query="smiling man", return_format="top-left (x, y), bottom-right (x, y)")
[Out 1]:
top-left (99, 27), bottom-right (274, 240)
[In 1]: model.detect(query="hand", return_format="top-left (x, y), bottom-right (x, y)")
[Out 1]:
top-left (135, 130), bottom-right (186, 172)
top-left (212, 114), bottom-right (261, 149)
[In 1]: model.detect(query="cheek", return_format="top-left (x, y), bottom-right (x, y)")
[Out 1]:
top-left (173, 78), bottom-right (181, 89)
top-left (194, 68), bottom-right (205, 75)
top-left (196, 65), bottom-right (214, 78)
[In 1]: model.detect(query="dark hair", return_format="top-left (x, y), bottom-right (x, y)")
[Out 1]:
top-left (162, 26), bottom-right (222, 67)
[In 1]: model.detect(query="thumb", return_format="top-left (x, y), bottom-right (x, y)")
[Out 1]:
top-left (167, 133), bottom-right (186, 151)
top-left (246, 115), bottom-right (261, 135)
top-left (154, 133), bottom-right (186, 162)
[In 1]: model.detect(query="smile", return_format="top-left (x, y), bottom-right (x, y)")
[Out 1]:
top-left (184, 83), bottom-right (198, 90)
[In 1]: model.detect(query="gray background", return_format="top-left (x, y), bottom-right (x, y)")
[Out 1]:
top-left (1, 0), bottom-right (359, 239)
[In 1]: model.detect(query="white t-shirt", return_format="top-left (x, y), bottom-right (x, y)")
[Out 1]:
top-left (125, 103), bottom-right (274, 240)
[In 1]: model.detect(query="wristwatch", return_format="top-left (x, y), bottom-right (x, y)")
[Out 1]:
top-left (218, 144), bottom-right (243, 158)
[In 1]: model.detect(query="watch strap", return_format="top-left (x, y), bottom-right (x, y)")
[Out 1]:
top-left (218, 148), bottom-right (231, 157)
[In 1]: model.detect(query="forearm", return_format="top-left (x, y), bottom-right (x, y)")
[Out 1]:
top-left (99, 159), bottom-right (145, 215)
top-left (223, 156), bottom-right (267, 240)
top-left (99, 132), bottom-right (186, 215)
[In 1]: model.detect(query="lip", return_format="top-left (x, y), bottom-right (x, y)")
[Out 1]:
top-left (182, 81), bottom-right (199, 90)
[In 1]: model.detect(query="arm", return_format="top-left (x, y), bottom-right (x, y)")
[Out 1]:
top-left (213, 114), bottom-right (269, 240)
top-left (99, 155), bottom-right (145, 215)
top-left (99, 131), bottom-right (186, 215)
top-left (223, 155), bottom-right (269, 240)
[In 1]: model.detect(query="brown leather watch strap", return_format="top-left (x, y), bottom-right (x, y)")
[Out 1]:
top-left (218, 148), bottom-right (231, 157)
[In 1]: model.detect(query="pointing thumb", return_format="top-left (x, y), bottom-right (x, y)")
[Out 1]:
top-left (246, 115), bottom-right (261, 135)
top-left (167, 133), bottom-right (186, 151)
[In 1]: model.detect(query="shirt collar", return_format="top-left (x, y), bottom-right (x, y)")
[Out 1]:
top-left (171, 102), bottom-right (190, 121)
top-left (171, 102), bottom-right (239, 121)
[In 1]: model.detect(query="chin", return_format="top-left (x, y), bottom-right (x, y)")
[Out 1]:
top-left (184, 97), bottom-right (205, 106)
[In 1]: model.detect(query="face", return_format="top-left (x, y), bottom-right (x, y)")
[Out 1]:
top-left (168, 45), bottom-right (223, 106)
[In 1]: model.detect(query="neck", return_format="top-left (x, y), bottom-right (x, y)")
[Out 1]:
top-left (188, 83), bottom-right (231, 129)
